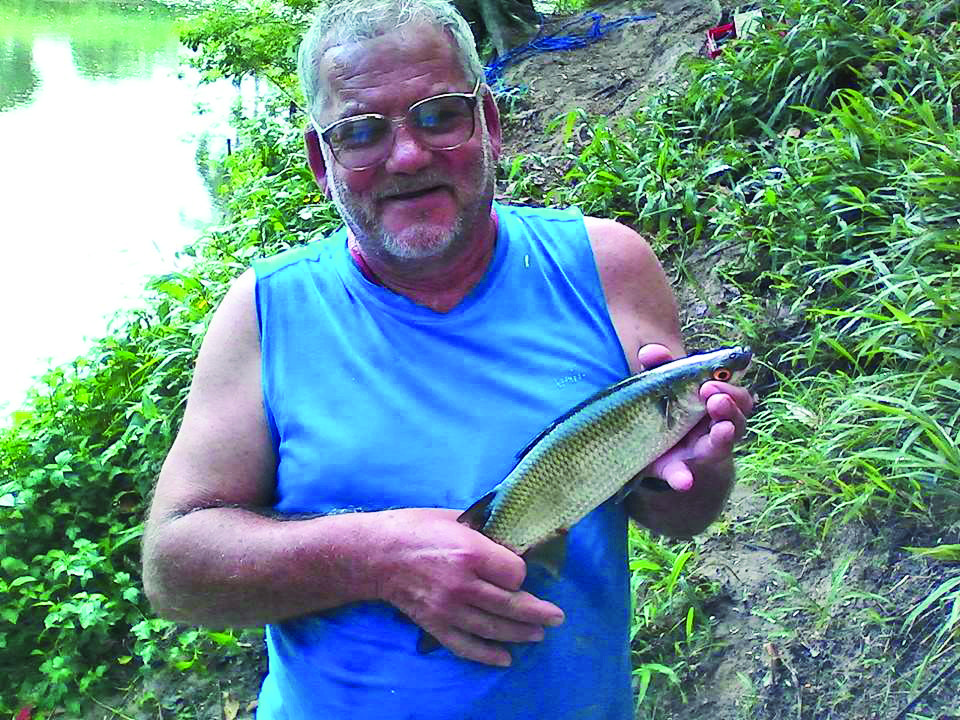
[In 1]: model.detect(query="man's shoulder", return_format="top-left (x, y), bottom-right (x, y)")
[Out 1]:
top-left (581, 216), bottom-right (655, 264)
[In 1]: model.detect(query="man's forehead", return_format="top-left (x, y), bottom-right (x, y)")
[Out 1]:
top-left (316, 24), bottom-right (465, 106)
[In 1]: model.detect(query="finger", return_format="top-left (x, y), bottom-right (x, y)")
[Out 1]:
top-left (470, 584), bottom-right (565, 626)
top-left (433, 626), bottom-right (513, 667)
top-left (457, 605), bottom-right (547, 644)
top-left (705, 393), bottom-right (747, 441)
top-left (637, 343), bottom-right (674, 371)
top-left (472, 542), bottom-right (528, 592)
top-left (694, 420), bottom-right (737, 462)
top-left (701, 380), bottom-right (754, 416)
top-left (659, 457), bottom-right (694, 491)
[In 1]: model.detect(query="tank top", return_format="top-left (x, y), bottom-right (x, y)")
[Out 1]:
top-left (253, 203), bottom-right (633, 719)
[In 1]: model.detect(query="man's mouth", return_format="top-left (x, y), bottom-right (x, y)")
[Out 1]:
top-left (382, 185), bottom-right (445, 201)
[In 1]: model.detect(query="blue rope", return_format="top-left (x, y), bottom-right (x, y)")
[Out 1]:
top-left (484, 11), bottom-right (658, 87)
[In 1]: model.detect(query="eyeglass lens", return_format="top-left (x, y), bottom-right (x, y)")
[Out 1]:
top-left (326, 94), bottom-right (476, 169)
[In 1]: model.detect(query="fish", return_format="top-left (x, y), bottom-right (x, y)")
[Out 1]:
top-left (417, 346), bottom-right (752, 653)
top-left (457, 346), bottom-right (752, 563)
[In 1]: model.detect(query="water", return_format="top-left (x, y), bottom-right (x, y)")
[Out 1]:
top-left (0, 0), bottom-right (238, 419)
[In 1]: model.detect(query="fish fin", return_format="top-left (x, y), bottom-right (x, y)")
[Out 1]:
top-left (458, 490), bottom-right (497, 530)
top-left (656, 394), bottom-right (670, 422)
top-left (523, 533), bottom-right (567, 578)
top-left (417, 630), bottom-right (441, 654)
top-left (637, 476), bottom-right (672, 492)
top-left (613, 481), bottom-right (635, 503)
top-left (656, 389), bottom-right (681, 429)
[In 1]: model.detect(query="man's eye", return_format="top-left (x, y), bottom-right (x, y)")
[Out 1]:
top-left (414, 100), bottom-right (468, 133)
top-left (330, 118), bottom-right (385, 148)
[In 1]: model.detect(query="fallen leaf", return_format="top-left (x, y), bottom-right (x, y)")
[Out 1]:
top-left (223, 692), bottom-right (240, 720)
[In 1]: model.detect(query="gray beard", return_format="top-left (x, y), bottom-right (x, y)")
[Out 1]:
top-left (379, 217), bottom-right (464, 260)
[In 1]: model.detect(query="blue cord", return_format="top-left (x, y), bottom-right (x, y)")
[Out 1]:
top-left (484, 11), bottom-right (658, 87)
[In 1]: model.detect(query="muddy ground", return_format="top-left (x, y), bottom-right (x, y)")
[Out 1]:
top-left (81, 1), bottom-right (960, 718)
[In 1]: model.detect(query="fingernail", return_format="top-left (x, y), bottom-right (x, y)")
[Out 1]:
top-left (547, 614), bottom-right (565, 627)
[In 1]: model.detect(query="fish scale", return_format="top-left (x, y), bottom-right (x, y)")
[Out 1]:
top-left (462, 347), bottom-right (753, 557)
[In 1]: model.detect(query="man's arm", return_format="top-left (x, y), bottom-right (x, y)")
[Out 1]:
top-left (141, 270), bottom-right (562, 667)
top-left (585, 218), bottom-right (752, 538)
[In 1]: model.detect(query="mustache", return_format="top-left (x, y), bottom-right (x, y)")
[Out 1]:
top-left (373, 173), bottom-right (449, 200)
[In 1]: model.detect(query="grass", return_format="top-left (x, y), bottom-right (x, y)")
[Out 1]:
top-left (504, 0), bottom-right (960, 715)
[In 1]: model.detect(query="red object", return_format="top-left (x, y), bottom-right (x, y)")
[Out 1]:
top-left (705, 22), bottom-right (736, 58)
top-left (15, 706), bottom-right (33, 720)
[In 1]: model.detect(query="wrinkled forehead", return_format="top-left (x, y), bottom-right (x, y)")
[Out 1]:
top-left (315, 24), bottom-right (470, 114)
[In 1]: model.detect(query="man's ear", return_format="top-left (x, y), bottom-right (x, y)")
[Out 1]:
top-left (304, 126), bottom-right (331, 198)
top-left (481, 85), bottom-right (502, 160)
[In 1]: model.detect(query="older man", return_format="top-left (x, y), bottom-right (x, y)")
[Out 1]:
top-left (142, 0), bottom-right (752, 717)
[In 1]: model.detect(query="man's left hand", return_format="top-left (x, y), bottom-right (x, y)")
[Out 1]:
top-left (637, 343), bottom-right (753, 491)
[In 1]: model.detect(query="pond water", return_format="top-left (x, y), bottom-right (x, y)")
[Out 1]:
top-left (0, 0), bottom-right (239, 419)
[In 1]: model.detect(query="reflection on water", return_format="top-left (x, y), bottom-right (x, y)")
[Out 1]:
top-left (0, 0), bottom-right (239, 418)
top-left (0, 38), bottom-right (38, 109)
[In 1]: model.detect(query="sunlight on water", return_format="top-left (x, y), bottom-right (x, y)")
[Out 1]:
top-left (0, 0), bottom-right (240, 419)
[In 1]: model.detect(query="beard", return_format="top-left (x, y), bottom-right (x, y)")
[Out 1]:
top-left (326, 134), bottom-right (496, 263)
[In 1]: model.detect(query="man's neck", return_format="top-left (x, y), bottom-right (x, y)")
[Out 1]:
top-left (348, 210), bottom-right (499, 313)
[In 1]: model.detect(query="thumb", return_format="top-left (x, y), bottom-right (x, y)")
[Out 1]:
top-left (637, 343), bottom-right (674, 371)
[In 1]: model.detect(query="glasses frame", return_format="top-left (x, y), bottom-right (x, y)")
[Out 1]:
top-left (315, 79), bottom-right (482, 171)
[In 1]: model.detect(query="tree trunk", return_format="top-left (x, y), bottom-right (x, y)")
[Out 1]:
top-left (452, 0), bottom-right (539, 59)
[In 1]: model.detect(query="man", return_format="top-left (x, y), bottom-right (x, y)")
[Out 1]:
top-left (141, 0), bottom-right (753, 717)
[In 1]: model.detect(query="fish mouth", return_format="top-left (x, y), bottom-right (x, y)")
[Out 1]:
top-left (729, 346), bottom-right (753, 370)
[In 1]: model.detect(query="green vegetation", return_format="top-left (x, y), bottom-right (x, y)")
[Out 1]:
top-left (0, 103), bottom-right (335, 716)
top-left (1, 0), bottom-right (958, 717)
top-left (511, 0), bottom-right (959, 714)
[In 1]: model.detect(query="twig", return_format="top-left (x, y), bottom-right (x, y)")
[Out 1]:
top-left (696, 559), bottom-right (743, 585)
top-left (86, 695), bottom-right (137, 720)
top-left (890, 652), bottom-right (960, 720)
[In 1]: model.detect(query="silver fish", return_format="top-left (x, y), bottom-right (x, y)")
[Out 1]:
top-left (417, 346), bottom-right (751, 653)
top-left (458, 346), bottom-right (753, 561)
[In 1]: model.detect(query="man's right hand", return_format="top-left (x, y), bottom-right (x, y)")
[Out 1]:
top-left (372, 508), bottom-right (565, 667)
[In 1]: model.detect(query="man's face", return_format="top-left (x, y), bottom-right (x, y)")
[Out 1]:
top-left (310, 25), bottom-right (501, 263)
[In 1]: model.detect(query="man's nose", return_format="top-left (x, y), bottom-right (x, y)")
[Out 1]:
top-left (383, 123), bottom-right (433, 174)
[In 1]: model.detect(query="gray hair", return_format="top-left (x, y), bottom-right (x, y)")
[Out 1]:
top-left (297, 0), bottom-right (484, 118)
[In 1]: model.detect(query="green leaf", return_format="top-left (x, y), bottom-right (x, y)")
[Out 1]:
top-left (207, 630), bottom-right (237, 646)
top-left (2, 556), bottom-right (28, 575)
top-left (903, 576), bottom-right (960, 630)
top-left (9, 575), bottom-right (39, 588)
top-left (903, 544), bottom-right (960, 562)
top-left (141, 392), bottom-right (159, 420)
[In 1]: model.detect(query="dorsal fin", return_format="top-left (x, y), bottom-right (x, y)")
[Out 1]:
top-left (514, 373), bottom-right (647, 461)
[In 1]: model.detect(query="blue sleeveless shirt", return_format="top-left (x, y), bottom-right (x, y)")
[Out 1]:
top-left (253, 203), bottom-right (633, 719)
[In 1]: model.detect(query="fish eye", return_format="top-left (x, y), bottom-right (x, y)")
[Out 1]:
top-left (713, 368), bottom-right (732, 382)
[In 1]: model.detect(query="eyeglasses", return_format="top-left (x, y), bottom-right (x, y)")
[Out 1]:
top-left (314, 80), bottom-right (481, 171)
